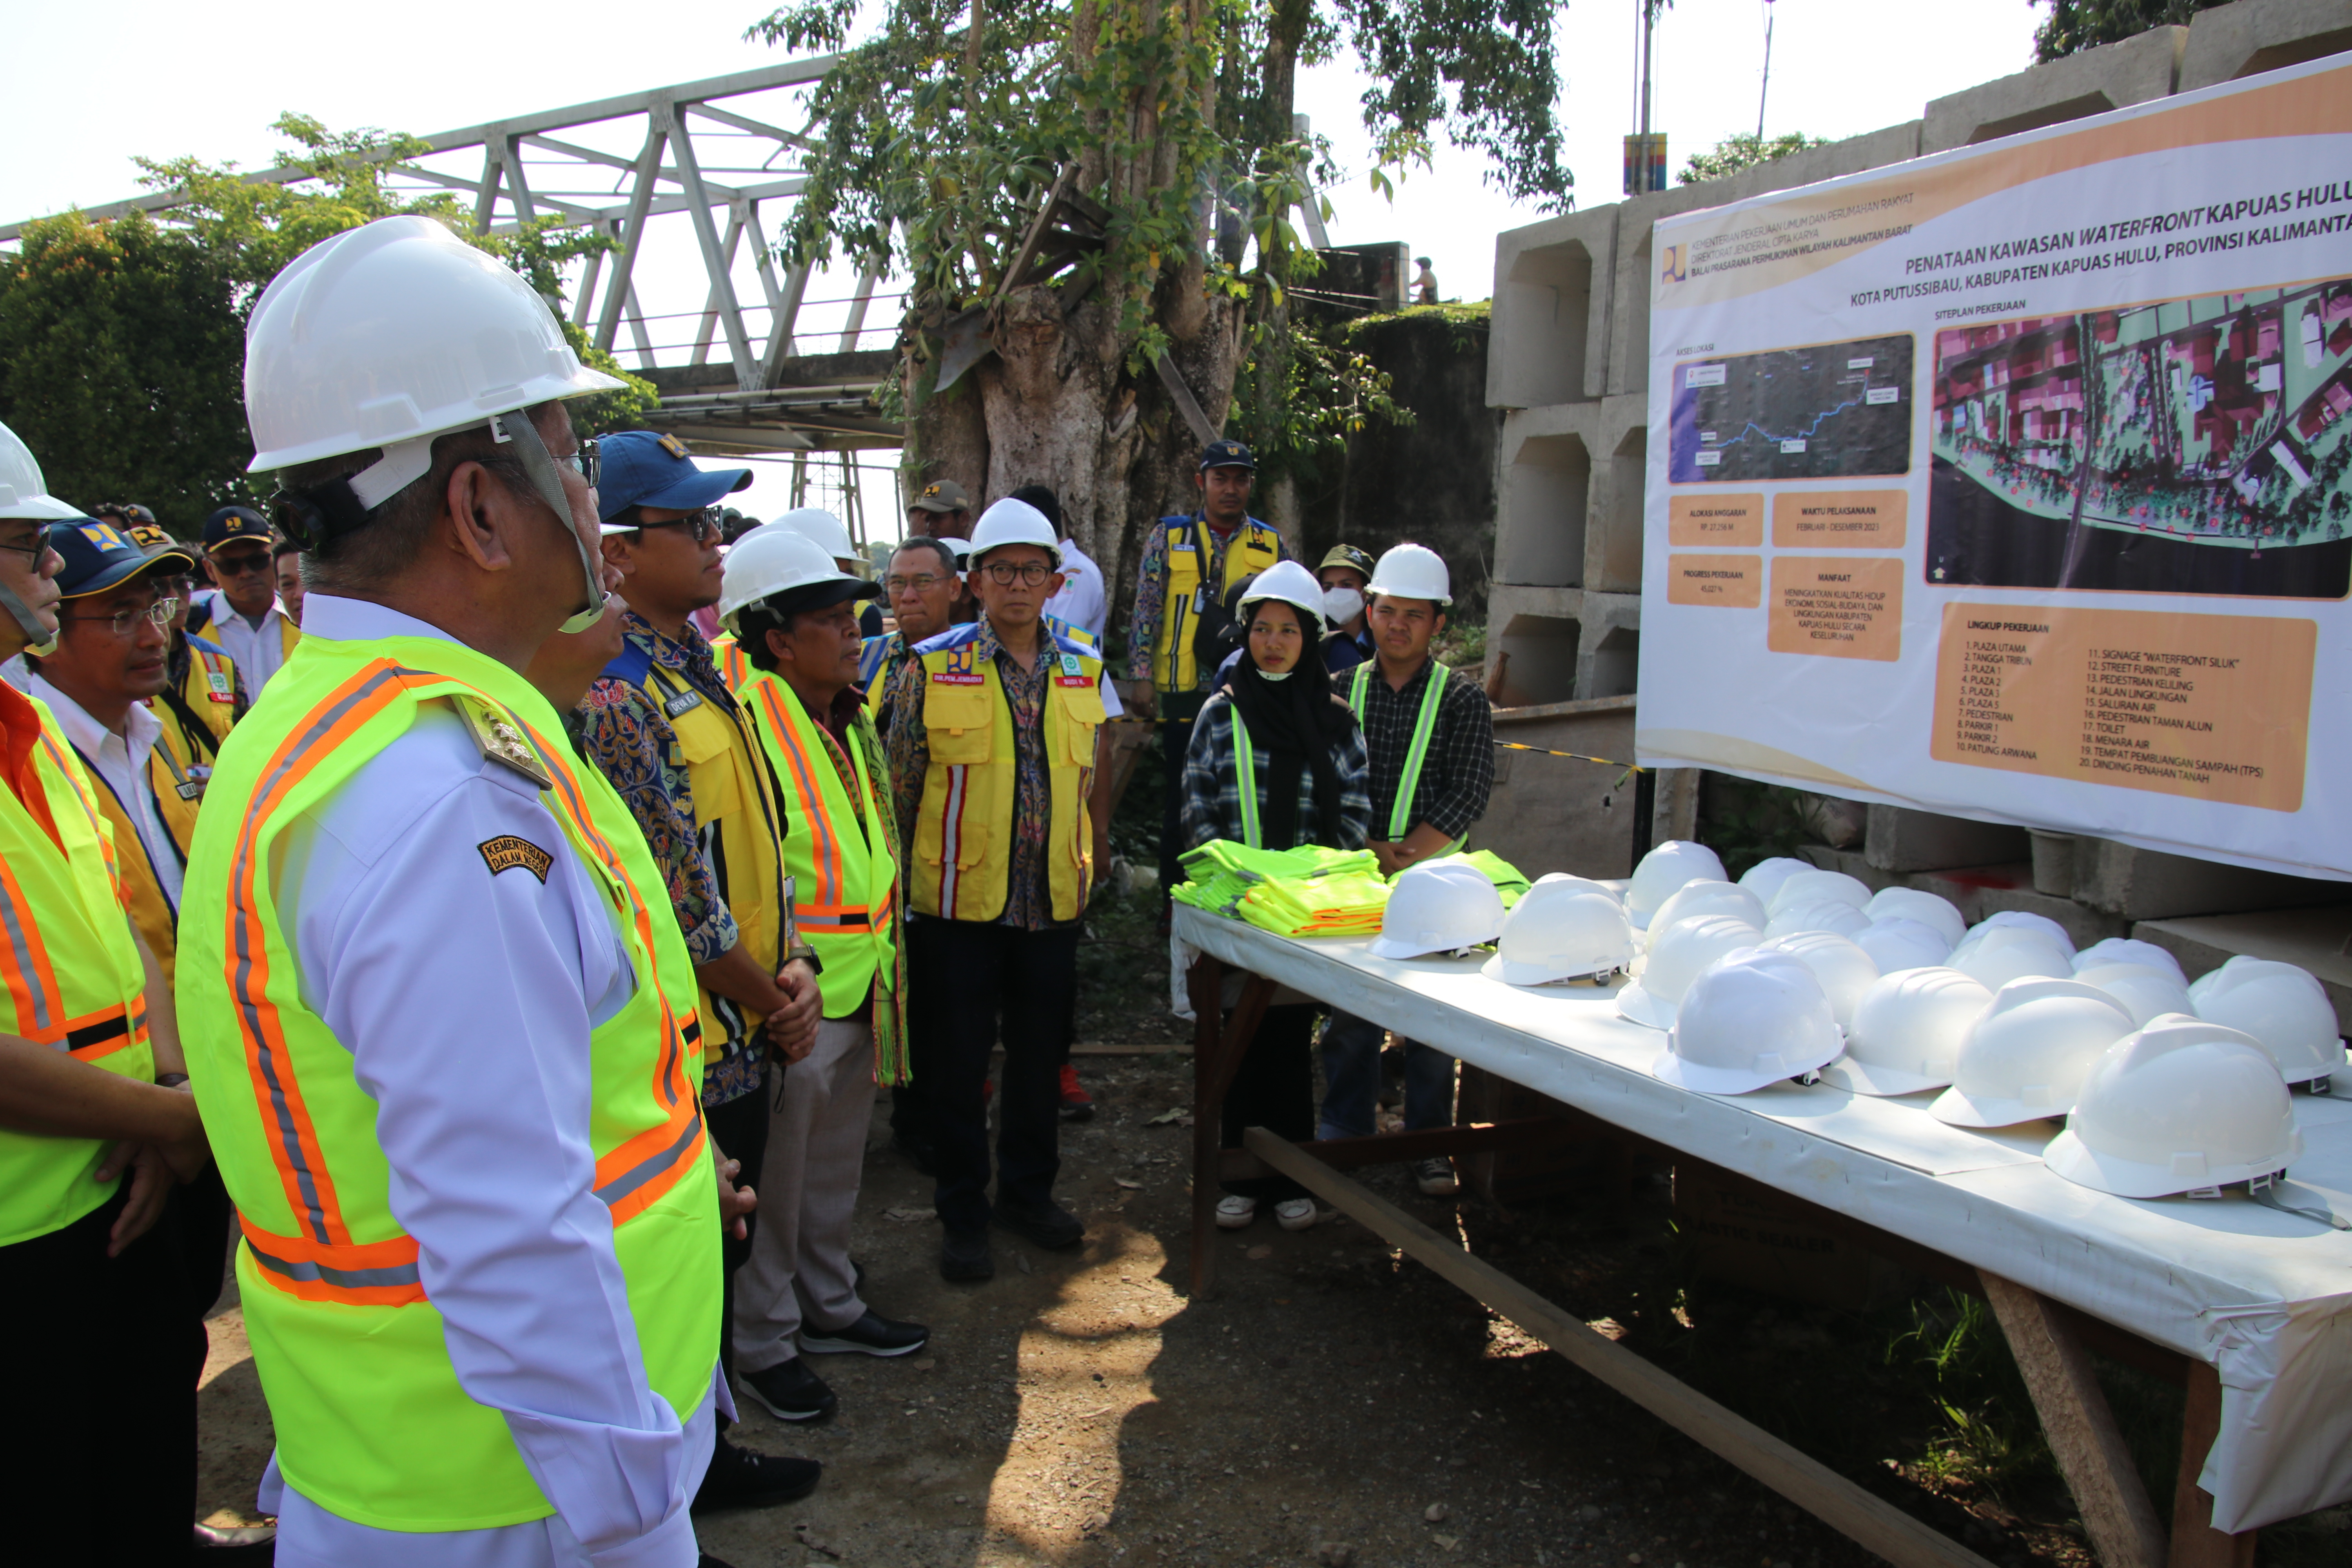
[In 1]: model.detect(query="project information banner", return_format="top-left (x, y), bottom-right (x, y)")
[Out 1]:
top-left (1635, 54), bottom-right (2352, 879)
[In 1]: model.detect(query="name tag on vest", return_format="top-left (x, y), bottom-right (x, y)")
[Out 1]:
top-left (1053, 652), bottom-right (1091, 688)
top-left (933, 672), bottom-right (985, 686)
top-left (662, 688), bottom-right (704, 719)
top-left (205, 671), bottom-right (234, 703)
top-left (175, 779), bottom-right (205, 801)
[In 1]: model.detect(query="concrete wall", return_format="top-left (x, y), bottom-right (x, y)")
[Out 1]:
top-left (1481, 0), bottom-right (2352, 927)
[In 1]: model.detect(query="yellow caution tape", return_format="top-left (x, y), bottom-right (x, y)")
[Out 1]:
top-left (1493, 740), bottom-right (1645, 772)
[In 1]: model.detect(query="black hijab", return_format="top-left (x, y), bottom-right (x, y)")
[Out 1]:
top-left (1224, 597), bottom-right (1354, 849)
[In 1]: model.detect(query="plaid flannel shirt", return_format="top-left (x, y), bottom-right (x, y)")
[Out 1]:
top-left (1354, 658), bottom-right (1496, 842)
top-left (1179, 690), bottom-right (1372, 853)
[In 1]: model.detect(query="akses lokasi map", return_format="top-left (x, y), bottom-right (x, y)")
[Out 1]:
top-left (1667, 334), bottom-right (1914, 483)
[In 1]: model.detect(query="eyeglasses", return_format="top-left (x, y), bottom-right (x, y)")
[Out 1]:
top-left (556, 437), bottom-right (600, 490)
top-left (632, 505), bottom-right (722, 543)
top-left (884, 572), bottom-right (951, 594)
top-left (0, 534), bottom-right (53, 564)
top-left (978, 560), bottom-right (1054, 587)
top-left (211, 552), bottom-right (272, 577)
top-left (63, 596), bottom-right (178, 635)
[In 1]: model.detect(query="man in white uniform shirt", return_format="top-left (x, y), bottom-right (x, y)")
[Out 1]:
top-left (191, 505), bottom-right (299, 696)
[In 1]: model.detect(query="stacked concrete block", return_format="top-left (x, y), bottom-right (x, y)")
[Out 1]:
top-left (1920, 26), bottom-right (2186, 154)
top-left (2177, 0), bottom-right (2352, 89)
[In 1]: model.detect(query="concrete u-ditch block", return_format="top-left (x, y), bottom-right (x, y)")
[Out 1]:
top-left (2070, 837), bottom-right (2344, 921)
top-left (2178, 0), bottom-right (2352, 91)
top-left (1864, 806), bottom-right (2032, 874)
top-left (1922, 25), bottom-right (2185, 154)
top-left (1489, 205), bottom-right (1619, 408)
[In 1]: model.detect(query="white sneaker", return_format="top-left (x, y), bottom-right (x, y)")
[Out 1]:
top-left (1413, 1157), bottom-right (1461, 1197)
top-left (1214, 1194), bottom-right (1258, 1229)
top-left (1273, 1198), bottom-right (1318, 1232)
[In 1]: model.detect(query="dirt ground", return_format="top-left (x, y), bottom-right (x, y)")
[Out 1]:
top-left (198, 1045), bottom-right (2105, 1568)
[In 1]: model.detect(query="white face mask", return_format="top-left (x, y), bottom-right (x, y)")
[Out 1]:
top-left (1321, 586), bottom-right (1365, 624)
top-left (1255, 667), bottom-right (1293, 682)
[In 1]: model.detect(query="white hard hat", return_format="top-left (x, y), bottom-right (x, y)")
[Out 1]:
top-left (1237, 559), bottom-right (1326, 622)
top-left (0, 421), bottom-right (80, 521)
top-left (1368, 862), bottom-right (1505, 959)
top-left (1820, 967), bottom-right (1992, 1096)
top-left (1765, 869), bottom-right (1872, 919)
top-left (1616, 914), bottom-right (1761, 1031)
top-left (1929, 976), bottom-right (2136, 1127)
top-left (1762, 898), bottom-right (1871, 942)
top-left (966, 497), bottom-right (1062, 568)
top-left (779, 506), bottom-right (857, 562)
top-left (243, 215), bottom-right (621, 481)
top-left (2047, 1016), bottom-right (2303, 1198)
top-left (939, 535), bottom-right (973, 563)
top-left (1852, 917), bottom-right (1953, 976)
top-left (1862, 887), bottom-right (1967, 948)
top-left (716, 526), bottom-right (866, 633)
top-left (1759, 929), bottom-right (1879, 1031)
top-left (2074, 963), bottom-right (2194, 1030)
top-left (1736, 857), bottom-right (1815, 910)
top-left (2071, 937), bottom-right (2186, 984)
top-left (1366, 541), bottom-right (1452, 605)
top-left (1950, 925), bottom-right (2074, 992)
top-left (1642, 880), bottom-right (1767, 953)
top-left (2187, 956), bottom-right (2345, 1087)
top-left (1625, 840), bottom-right (1727, 931)
top-left (1953, 909), bottom-right (2076, 960)
top-left (1481, 882), bottom-right (1635, 986)
top-left (1653, 949), bottom-right (1843, 1095)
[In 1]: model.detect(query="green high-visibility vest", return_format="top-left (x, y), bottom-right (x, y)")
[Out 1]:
top-left (1348, 659), bottom-right (1449, 842)
top-left (0, 697), bottom-right (152, 1247)
top-left (179, 632), bottom-right (720, 1532)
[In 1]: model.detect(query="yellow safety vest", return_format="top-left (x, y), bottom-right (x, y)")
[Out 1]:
top-left (69, 745), bottom-right (181, 989)
top-left (739, 673), bottom-right (898, 1018)
top-left (0, 696), bottom-right (152, 1247)
top-left (1151, 515), bottom-right (1281, 695)
top-left (910, 625), bottom-right (1105, 924)
top-left (633, 652), bottom-right (788, 1066)
top-left (179, 634), bottom-right (719, 1532)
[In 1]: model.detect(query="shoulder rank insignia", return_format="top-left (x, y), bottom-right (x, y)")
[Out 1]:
top-left (479, 835), bottom-right (554, 883)
top-left (454, 698), bottom-right (552, 790)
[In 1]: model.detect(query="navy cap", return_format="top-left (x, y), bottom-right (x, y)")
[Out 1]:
top-left (46, 517), bottom-right (195, 600)
top-left (1199, 439), bottom-right (1255, 471)
top-left (597, 431), bottom-right (753, 523)
top-left (203, 506), bottom-right (274, 553)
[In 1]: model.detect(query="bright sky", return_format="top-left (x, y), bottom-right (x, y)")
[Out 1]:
top-left (2, 0), bottom-right (2045, 533)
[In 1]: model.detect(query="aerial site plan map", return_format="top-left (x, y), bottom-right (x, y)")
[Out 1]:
top-left (1666, 333), bottom-right (1914, 483)
top-left (1924, 279), bottom-right (2352, 598)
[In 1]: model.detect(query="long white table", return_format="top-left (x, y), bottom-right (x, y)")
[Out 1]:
top-left (1175, 905), bottom-right (2352, 1552)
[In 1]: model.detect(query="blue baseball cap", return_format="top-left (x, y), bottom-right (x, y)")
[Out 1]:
top-left (46, 516), bottom-right (195, 599)
top-left (596, 431), bottom-right (753, 529)
top-left (203, 505), bottom-right (274, 553)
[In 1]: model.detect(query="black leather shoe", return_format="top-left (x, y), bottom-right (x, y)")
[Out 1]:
top-left (941, 1227), bottom-right (994, 1281)
top-left (739, 1357), bottom-right (838, 1423)
top-left (801, 1309), bottom-right (929, 1357)
top-left (693, 1436), bottom-right (822, 1510)
top-left (992, 1197), bottom-right (1085, 1250)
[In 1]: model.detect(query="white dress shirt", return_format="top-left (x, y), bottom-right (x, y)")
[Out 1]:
top-left (1045, 537), bottom-right (1109, 645)
top-left (194, 588), bottom-right (294, 695)
top-left (255, 594), bottom-right (718, 1568)
top-left (29, 674), bottom-right (183, 910)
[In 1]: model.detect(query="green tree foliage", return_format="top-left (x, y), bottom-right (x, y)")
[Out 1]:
top-left (1676, 130), bottom-right (1829, 187)
top-left (0, 114), bottom-right (652, 533)
top-left (2028, 0), bottom-right (2229, 62)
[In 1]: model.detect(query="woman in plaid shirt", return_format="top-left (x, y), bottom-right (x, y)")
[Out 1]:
top-left (1179, 561), bottom-right (1370, 1234)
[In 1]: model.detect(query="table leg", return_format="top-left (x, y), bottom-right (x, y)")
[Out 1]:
top-left (1188, 963), bottom-right (1274, 1299)
top-left (1979, 1271), bottom-right (2165, 1568)
top-left (2168, 1359), bottom-right (2258, 1568)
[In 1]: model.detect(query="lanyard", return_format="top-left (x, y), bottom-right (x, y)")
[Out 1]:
top-left (1349, 659), bottom-right (1447, 840)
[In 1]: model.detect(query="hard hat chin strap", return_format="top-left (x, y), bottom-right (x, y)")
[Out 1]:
top-left (488, 411), bottom-right (605, 635)
top-left (0, 576), bottom-right (55, 655)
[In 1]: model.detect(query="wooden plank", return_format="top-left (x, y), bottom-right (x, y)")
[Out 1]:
top-left (1243, 1127), bottom-right (2001, 1568)
top-left (1187, 953), bottom-right (1226, 1298)
top-left (2168, 1360), bottom-right (2258, 1568)
top-left (1216, 1118), bottom-right (1572, 1184)
top-left (1979, 1271), bottom-right (2167, 1568)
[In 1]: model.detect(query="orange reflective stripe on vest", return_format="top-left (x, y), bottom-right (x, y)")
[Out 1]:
top-left (747, 680), bottom-right (884, 933)
top-left (0, 854), bottom-right (64, 1038)
top-left (240, 1215), bottom-right (425, 1307)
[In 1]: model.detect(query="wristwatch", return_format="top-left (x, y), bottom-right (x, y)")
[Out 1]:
top-left (787, 942), bottom-right (823, 975)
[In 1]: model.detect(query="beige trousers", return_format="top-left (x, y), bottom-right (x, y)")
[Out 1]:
top-left (733, 1016), bottom-right (876, 1372)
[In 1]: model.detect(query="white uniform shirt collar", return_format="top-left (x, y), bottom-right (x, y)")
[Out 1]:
top-left (301, 593), bottom-right (463, 646)
top-left (27, 672), bottom-right (181, 908)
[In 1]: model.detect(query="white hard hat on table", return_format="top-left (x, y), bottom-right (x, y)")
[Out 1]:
top-left (1763, 898), bottom-right (1870, 942)
top-left (1642, 880), bottom-right (1766, 953)
top-left (1366, 541), bottom-right (1451, 605)
top-left (2074, 962), bottom-right (2193, 1029)
top-left (0, 421), bottom-right (80, 521)
top-left (1482, 880), bottom-right (1635, 987)
top-left (1736, 857), bottom-right (1815, 910)
top-left (1951, 925), bottom-right (2073, 991)
top-left (966, 498), bottom-right (1062, 568)
top-left (1821, 966), bottom-right (1991, 1096)
top-left (717, 527), bottom-right (868, 633)
top-left (1759, 929), bottom-right (1878, 1031)
top-left (1852, 916), bottom-right (1952, 976)
top-left (1624, 840), bottom-right (1726, 931)
top-left (1617, 913), bottom-right (1759, 1030)
top-left (241, 214), bottom-right (621, 630)
top-left (2046, 1016), bottom-right (2303, 1198)
top-left (1369, 862), bottom-right (1505, 960)
top-left (779, 506), bottom-right (858, 563)
top-left (1653, 949), bottom-right (1843, 1096)
top-left (1766, 868), bottom-right (1871, 918)
top-left (1237, 559), bottom-right (1327, 622)
top-left (2071, 937), bottom-right (2186, 984)
top-left (1862, 886), bottom-right (1967, 948)
top-left (1954, 909), bottom-right (2076, 959)
top-left (1930, 976), bottom-right (2134, 1127)
top-left (2188, 956), bottom-right (2346, 1087)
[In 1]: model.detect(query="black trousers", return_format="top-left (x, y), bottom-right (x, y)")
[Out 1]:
top-left (0, 1184), bottom-right (201, 1565)
top-left (706, 1079), bottom-right (770, 1423)
top-left (907, 918), bottom-right (1079, 1234)
top-left (1157, 715), bottom-right (1194, 897)
top-left (1218, 1003), bottom-right (1316, 1201)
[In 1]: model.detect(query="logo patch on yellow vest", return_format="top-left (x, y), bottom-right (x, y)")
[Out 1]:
top-left (477, 835), bottom-right (554, 883)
